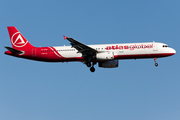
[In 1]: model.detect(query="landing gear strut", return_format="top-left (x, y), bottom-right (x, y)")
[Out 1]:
top-left (154, 58), bottom-right (158, 67)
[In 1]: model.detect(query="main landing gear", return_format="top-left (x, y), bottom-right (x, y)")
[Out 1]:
top-left (154, 58), bottom-right (158, 67)
top-left (90, 67), bottom-right (95, 72)
top-left (86, 62), bottom-right (96, 72)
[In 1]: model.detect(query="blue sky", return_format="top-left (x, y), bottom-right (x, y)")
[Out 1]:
top-left (0, 0), bottom-right (180, 120)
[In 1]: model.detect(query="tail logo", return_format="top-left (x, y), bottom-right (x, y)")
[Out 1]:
top-left (11, 32), bottom-right (28, 47)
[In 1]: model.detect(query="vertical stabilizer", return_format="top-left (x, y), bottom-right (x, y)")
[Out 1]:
top-left (7, 26), bottom-right (34, 50)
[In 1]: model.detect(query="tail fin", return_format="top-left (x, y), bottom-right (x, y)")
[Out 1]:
top-left (7, 26), bottom-right (34, 50)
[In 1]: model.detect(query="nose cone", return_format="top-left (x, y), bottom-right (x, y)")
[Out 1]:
top-left (171, 48), bottom-right (176, 55)
top-left (173, 48), bottom-right (176, 54)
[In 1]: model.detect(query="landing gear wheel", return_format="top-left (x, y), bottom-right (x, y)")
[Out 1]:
top-left (86, 62), bottom-right (91, 67)
top-left (90, 67), bottom-right (95, 72)
top-left (155, 63), bottom-right (158, 67)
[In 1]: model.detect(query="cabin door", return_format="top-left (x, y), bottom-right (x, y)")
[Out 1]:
top-left (153, 42), bottom-right (158, 51)
top-left (32, 48), bottom-right (36, 57)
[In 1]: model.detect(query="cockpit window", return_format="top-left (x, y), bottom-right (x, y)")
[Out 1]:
top-left (163, 45), bottom-right (169, 48)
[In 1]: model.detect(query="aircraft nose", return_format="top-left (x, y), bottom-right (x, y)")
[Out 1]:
top-left (171, 48), bottom-right (176, 54)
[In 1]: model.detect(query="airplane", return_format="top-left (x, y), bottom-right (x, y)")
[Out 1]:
top-left (5, 26), bottom-right (176, 72)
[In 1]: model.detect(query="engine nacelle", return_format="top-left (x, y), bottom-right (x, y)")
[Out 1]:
top-left (98, 60), bottom-right (119, 68)
top-left (96, 52), bottom-right (114, 60)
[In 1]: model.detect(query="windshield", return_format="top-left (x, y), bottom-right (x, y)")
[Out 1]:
top-left (162, 45), bottom-right (169, 48)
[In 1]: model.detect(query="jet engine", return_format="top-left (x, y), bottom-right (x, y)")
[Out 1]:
top-left (98, 60), bottom-right (118, 68)
top-left (96, 52), bottom-right (114, 60)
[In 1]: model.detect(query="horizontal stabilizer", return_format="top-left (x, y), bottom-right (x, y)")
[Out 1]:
top-left (5, 46), bottom-right (23, 54)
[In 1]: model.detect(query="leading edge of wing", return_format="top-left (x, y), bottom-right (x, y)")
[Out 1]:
top-left (63, 36), bottom-right (97, 55)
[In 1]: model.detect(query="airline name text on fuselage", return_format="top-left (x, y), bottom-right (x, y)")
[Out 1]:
top-left (106, 44), bottom-right (153, 51)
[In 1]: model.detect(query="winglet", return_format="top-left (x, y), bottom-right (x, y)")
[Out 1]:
top-left (63, 35), bottom-right (68, 40)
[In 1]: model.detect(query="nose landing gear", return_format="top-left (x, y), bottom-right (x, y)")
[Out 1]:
top-left (154, 58), bottom-right (158, 67)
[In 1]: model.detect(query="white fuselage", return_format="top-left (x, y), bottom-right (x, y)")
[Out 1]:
top-left (51, 42), bottom-right (176, 60)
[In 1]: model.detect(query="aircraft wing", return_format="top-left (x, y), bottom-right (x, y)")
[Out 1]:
top-left (64, 36), bottom-right (98, 56)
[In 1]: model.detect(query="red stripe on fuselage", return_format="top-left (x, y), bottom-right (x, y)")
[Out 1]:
top-left (49, 47), bottom-right (63, 58)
